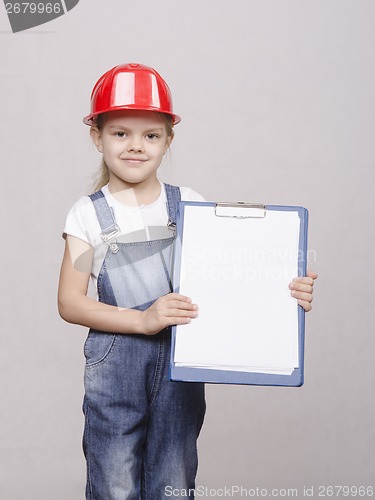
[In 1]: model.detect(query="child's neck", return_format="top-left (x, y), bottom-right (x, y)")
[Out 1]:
top-left (108, 177), bottom-right (161, 207)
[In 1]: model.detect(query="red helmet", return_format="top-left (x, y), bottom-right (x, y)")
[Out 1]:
top-left (83, 63), bottom-right (181, 126)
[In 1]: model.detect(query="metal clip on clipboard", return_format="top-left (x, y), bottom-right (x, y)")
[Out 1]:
top-left (215, 202), bottom-right (266, 218)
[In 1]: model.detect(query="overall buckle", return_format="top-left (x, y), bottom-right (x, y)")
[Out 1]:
top-left (100, 224), bottom-right (120, 253)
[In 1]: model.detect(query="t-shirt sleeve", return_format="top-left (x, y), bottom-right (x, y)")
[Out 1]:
top-left (62, 196), bottom-right (99, 246)
top-left (180, 186), bottom-right (206, 202)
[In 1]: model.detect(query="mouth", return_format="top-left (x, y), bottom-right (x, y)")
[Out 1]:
top-left (121, 158), bottom-right (147, 165)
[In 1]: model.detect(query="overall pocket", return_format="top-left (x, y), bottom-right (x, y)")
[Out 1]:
top-left (84, 329), bottom-right (117, 368)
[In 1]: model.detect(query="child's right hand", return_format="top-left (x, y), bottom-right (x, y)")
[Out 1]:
top-left (141, 293), bottom-right (198, 335)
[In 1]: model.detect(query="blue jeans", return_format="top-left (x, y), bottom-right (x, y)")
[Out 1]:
top-left (83, 329), bottom-right (205, 499)
top-left (83, 186), bottom-right (206, 499)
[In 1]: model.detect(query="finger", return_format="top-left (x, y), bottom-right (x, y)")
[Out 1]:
top-left (157, 306), bottom-right (197, 319)
top-left (165, 293), bottom-right (193, 303)
top-left (171, 316), bottom-right (193, 325)
top-left (289, 282), bottom-right (313, 293)
top-left (292, 276), bottom-right (315, 287)
top-left (306, 269), bottom-right (318, 280)
top-left (167, 299), bottom-right (198, 311)
top-left (168, 307), bottom-right (198, 318)
top-left (291, 290), bottom-right (313, 302)
top-left (297, 299), bottom-right (312, 312)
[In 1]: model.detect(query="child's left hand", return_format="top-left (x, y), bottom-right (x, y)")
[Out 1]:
top-left (289, 269), bottom-right (318, 312)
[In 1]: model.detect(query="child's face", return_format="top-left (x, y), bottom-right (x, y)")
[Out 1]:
top-left (91, 110), bottom-right (172, 188)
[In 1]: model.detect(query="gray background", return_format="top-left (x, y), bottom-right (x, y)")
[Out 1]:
top-left (1, 0), bottom-right (374, 498)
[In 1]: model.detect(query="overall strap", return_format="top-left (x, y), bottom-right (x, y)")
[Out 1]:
top-left (88, 190), bottom-right (120, 251)
top-left (164, 183), bottom-right (181, 230)
top-left (89, 184), bottom-right (180, 241)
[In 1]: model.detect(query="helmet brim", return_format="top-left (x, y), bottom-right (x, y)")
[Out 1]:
top-left (83, 106), bottom-right (181, 126)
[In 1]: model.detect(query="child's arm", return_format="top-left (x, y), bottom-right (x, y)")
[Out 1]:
top-left (58, 235), bottom-right (197, 335)
top-left (289, 269), bottom-right (318, 312)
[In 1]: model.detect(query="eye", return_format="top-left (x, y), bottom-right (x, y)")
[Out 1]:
top-left (114, 131), bottom-right (126, 138)
top-left (146, 133), bottom-right (160, 140)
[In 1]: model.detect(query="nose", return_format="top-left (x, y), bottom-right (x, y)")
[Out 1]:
top-left (127, 135), bottom-right (144, 153)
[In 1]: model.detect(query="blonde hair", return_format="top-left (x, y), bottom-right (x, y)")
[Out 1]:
top-left (91, 112), bottom-right (174, 192)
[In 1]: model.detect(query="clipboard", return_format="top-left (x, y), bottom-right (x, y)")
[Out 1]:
top-left (170, 201), bottom-right (308, 387)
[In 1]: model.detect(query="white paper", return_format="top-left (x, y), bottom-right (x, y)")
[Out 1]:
top-left (174, 205), bottom-right (300, 375)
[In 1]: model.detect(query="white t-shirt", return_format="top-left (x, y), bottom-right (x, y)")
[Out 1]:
top-left (63, 181), bottom-right (205, 297)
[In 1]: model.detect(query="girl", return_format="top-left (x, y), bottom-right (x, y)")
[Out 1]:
top-left (58, 63), bottom-right (317, 500)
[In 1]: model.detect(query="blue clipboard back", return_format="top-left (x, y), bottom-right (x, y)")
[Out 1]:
top-left (170, 202), bottom-right (308, 387)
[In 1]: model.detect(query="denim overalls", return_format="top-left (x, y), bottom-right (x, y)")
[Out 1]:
top-left (83, 184), bottom-right (206, 500)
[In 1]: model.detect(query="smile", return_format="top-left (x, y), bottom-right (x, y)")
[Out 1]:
top-left (122, 158), bottom-right (147, 165)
